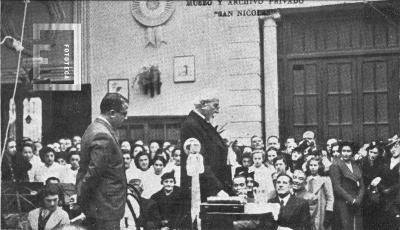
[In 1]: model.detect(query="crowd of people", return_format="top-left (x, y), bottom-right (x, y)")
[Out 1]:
top-left (1, 91), bottom-right (400, 230)
top-left (3, 130), bottom-right (400, 230)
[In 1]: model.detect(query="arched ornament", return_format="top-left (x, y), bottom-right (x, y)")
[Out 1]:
top-left (131, 1), bottom-right (176, 48)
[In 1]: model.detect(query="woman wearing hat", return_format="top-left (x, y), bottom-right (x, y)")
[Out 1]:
top-left (369, 136), bottom-right (400, 229)
top-left (151, 170), bottom-right (184, 230)
top-left (329, 142), bottom-right (364, 230)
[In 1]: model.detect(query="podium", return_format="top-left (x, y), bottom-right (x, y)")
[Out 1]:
top-left (200, 203), bottom-right (275, 230)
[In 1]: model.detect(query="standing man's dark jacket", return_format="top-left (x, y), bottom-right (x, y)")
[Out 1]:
top-left (180, 111), bottom-right (231, 201)
top-left (76, 118), bottom-right (127, 221)
top-left (267, 195), bottom-right (311, 230)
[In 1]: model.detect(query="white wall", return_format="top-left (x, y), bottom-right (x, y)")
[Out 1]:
top-left (87, 0), bottom-right (372, 144)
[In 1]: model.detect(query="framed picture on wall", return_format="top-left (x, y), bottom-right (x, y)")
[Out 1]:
top-left (174, 55), bottom-right (195, 83)
top-left (108, 79), bottom-right (129, 101)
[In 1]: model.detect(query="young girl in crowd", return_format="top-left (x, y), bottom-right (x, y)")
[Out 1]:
top-left (249, 150), bottom-right (275, 201)
top-left (306, 156), bottom-right (334, 230)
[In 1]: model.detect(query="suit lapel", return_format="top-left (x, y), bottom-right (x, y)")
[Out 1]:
top-left (338, 160), bottom-right (358, 182)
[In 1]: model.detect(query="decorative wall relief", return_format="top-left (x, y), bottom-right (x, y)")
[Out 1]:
top-left (130, 1), bottom-right (175, 48)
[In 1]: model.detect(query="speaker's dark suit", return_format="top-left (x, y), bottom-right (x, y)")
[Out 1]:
top-left (180, 111), bottom-right (231, 201)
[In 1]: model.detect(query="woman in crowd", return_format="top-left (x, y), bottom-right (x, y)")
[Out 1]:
top-left (149, 140), bottom-right (161, 160)
top-left (374, 136), bottom-right (400, 229)
top-left (34, 147), bottom-right (63, 183)
top-left (234, 152), bottom-right (253, 176)
top-left (305, 156), bottom-right (334, 230)
top-left (329, 142), bottom-right (364, 230)
top-left (151, 171), bottom-right (184, 230)
top-left (360, 142), bottom-right (384, 230)
top-left (132, 144), bottom-right (147, 158)
top-left (120, 139), bottom-right (133, 155)
top-left (133, 151), bottom-right (152, 190)
top-left (27, 184), bottom-right (70, 230)
top-left (141, 156), bottom-right (168, 199)
top-left (265, 147), bottom-right (278, 168)
top-left (289, 146), bottom-right (305, 173)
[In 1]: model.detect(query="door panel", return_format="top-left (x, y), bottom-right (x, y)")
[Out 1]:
top-left (290, 61), bottom-right (320, 140)
top-left (285, 57), bottom-right (397, 144)
top-left (360, 57), bottom-right (391, 142)
top-left (324, 59), bottom-right (356, 142)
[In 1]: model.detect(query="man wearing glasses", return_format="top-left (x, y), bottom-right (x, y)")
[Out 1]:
top-left (76, 93), bottom-right (129, 230)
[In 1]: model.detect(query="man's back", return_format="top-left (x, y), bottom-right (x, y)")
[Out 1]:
top-left (76, 118), bottom-right (127, 221)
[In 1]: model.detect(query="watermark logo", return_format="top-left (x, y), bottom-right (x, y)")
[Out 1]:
top-left (32, 23), bottom-right (81, 91)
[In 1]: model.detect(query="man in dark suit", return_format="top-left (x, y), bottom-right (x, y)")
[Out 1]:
top-left (76, 93), bottom-right (129, 230)
top-left (267, 173), bottom-right (311, 230)
top-left (180, 93), bottom-right (231, 227)
top-left (181, 94), bottom-right (230, 199)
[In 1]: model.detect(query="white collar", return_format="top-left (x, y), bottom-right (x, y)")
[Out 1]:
top-left (193, 109), bottom-right (206, 121)
top-left (279, 193), bottom-right (291, 206)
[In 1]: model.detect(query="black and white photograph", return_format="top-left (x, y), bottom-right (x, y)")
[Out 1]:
top-left (1, 0), bottom-right (400, 230)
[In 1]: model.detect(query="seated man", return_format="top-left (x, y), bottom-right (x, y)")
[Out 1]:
top-left (27, 184), bottom-right (70, 230)
top-left (231, 174), bottom-right (261, 230)
top-left (151, 171), bottom-right (184, 230)
top-left (121, 178), bottom-right (161, 230)
top-left (267, 173), bottom-right (311, 230)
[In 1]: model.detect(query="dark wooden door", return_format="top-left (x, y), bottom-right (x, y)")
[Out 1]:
top-left (277, 5), bottom-right (400, 144)
top-left (284, 56), bottom-right (398, 144)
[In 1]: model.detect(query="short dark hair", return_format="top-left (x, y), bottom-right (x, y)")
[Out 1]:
top-left (45, 177), bottom-right (60, 185)
top-left (151, 155), bottom-right (167, 167)
top-left (22, 142), bottom-right (34, 151)
top-left (39, 147), bottom-right (55, 162)
top-left (134, 151), bottom-right (150, 169)
top-left (100, 93), bottom-right (128, 114)
top-left (6, 138), bottom-right (16, 147)
top-left (339, 141), bottom-right (357, 154)
top-left (273, 155), bottom-right (287, 167)
top-left (38, 183), bottom-right (64, 207)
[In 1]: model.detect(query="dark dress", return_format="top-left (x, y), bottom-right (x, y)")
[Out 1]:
top-left (377, 157), bottom-right (400, 229)
top-left (151, 186), bottom-right (184, 229)
top-left (1, 154), bottom-right (31, 182)
top-left (360, 157), bottom-right (384, 230)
